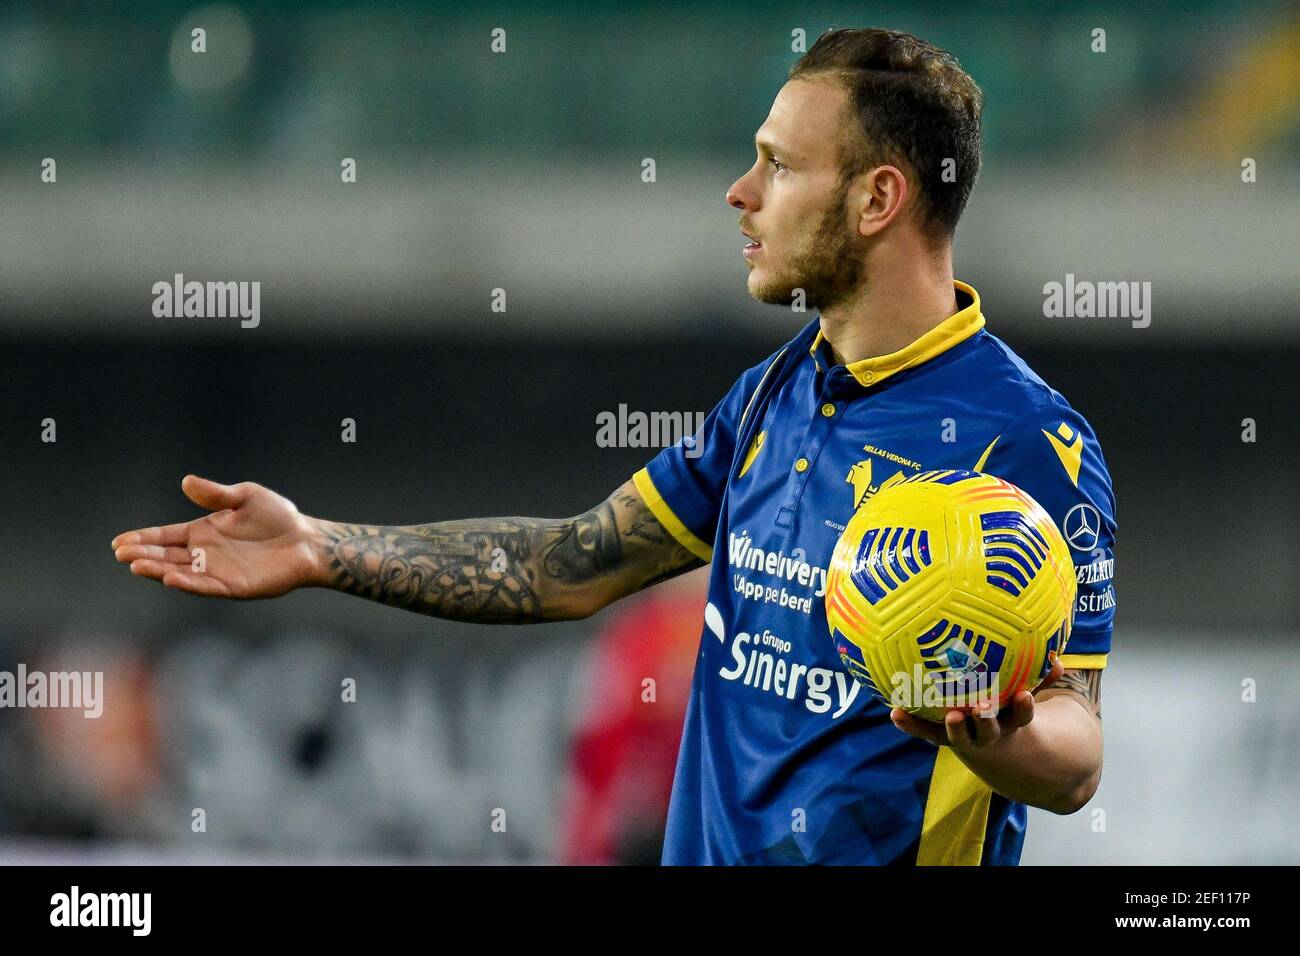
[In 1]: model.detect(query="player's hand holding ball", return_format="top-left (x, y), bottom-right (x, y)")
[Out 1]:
top-left (889, 650), bottom-right (1063, 749)
top-left (824, 470), bottom-right (1076, 749)
top-left (111, 475), bottom-right (322, 599)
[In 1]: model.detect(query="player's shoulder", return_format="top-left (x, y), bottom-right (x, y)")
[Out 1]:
top-left (965, 330), bottom-right (1103, 443)
top-left (966, 332), bottom-right (1115, 519)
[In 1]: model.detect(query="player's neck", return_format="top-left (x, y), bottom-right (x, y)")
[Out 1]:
top-left (817, 246), bottom-right (958, 368)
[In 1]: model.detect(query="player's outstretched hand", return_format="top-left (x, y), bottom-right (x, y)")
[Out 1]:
top-left (111, 475), bottom-right (320, 599)
top-left (890, 651), bottom-right (1064, 749)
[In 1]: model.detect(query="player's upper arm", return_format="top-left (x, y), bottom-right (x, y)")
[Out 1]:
top-left (550, 479), bottom-right (705, 619)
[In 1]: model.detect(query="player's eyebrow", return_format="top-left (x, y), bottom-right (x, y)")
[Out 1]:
top-left (755, 135), bottom-right (787, 156)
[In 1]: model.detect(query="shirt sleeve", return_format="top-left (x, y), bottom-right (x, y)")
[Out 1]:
top-left (631, 352), bottom-right (780, 563)
top-left (983, 397), bottom-right (1117, 669)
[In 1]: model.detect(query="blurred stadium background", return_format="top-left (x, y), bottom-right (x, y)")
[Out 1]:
top-left (0, 0), bottom-right (1296, 864)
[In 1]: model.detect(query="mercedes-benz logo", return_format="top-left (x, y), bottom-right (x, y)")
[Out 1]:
top-left (1063, 503), bottom-right (1101, 551)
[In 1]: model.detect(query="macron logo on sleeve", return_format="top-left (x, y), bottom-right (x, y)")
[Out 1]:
top-left (1042, 422), bottom-right (1083, 486)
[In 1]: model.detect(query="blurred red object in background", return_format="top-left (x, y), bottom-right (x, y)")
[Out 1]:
top-left (557, 569), bottom-right (707, 865)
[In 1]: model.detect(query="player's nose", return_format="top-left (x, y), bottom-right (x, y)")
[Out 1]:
top-left (726, 172), bottom-right (758, 211)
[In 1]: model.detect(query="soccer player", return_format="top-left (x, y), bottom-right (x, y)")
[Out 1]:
top-left (113, 27), bottom-right (1115, 865)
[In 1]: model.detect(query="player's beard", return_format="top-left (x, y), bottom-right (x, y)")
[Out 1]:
top-left (748, 182), bottom-right (868, 311)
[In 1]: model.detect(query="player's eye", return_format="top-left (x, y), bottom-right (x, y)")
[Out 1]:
top-left (769, 157), bottom-right (787, 173)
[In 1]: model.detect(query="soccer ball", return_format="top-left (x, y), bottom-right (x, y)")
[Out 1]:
top-left (824, 469), bottom-right (1076, 722)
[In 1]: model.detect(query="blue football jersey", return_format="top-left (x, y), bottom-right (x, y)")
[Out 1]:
top-left (633, 281), bottom-right (1116, 865)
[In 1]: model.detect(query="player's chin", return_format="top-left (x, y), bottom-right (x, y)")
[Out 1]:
top-left (746, 271), bottom-right (795, 306)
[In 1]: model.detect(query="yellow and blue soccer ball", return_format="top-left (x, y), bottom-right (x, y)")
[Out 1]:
top-left (825, 470), bottom-right (1076, 722)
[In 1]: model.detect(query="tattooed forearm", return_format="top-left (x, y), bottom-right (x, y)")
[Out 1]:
top-left (314, 480), bottom-right (704, 624)
top-left (321, 519), bottom-right (551, 622)
top-left (1037, 668), bottom-right (1102, 720)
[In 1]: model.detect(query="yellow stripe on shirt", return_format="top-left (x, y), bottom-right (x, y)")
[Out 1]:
top-left (632, 468), bottom-right (714, 563)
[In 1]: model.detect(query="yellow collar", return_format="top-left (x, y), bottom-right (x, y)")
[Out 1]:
top-left (809, 280), bottom-right (985, 387)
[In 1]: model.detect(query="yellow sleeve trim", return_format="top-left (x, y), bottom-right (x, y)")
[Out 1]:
top-left (631, 468), bottom-right (714, 563)
top-left (1059, 653), bottom-right (1107, 670)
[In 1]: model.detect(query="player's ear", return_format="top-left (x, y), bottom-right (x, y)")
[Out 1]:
top-left (852, 164), bottom-right (909, 238)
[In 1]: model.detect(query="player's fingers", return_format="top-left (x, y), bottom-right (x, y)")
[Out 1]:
top-left (890, 708), bottom-right (945, 745)
top-left (944, 708), bottom-right (973, 747)
top-left (1009, 691), bottom-right (1036, 728)
top-left (181, 474), bottom-right (250, 512)
top-left (161, 569), bottom-right (233, 598)
top-left (971, 702), bottom-right (1002, 743)
top-left (115, 544), bottom-right (196, 565)
top-left (111, 520), bottom-right (192, 550)
top-left (128, 558), bottom-right (187, 582)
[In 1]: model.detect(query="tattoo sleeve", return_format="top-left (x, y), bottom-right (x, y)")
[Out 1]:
top-left (1036, 667), bottom-right (1103, 720)
top-left (315, 480), bottom-right (704, 623)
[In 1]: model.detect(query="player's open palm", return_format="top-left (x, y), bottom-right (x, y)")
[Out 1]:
top-left (111, 475), bottom-right (318, 599)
